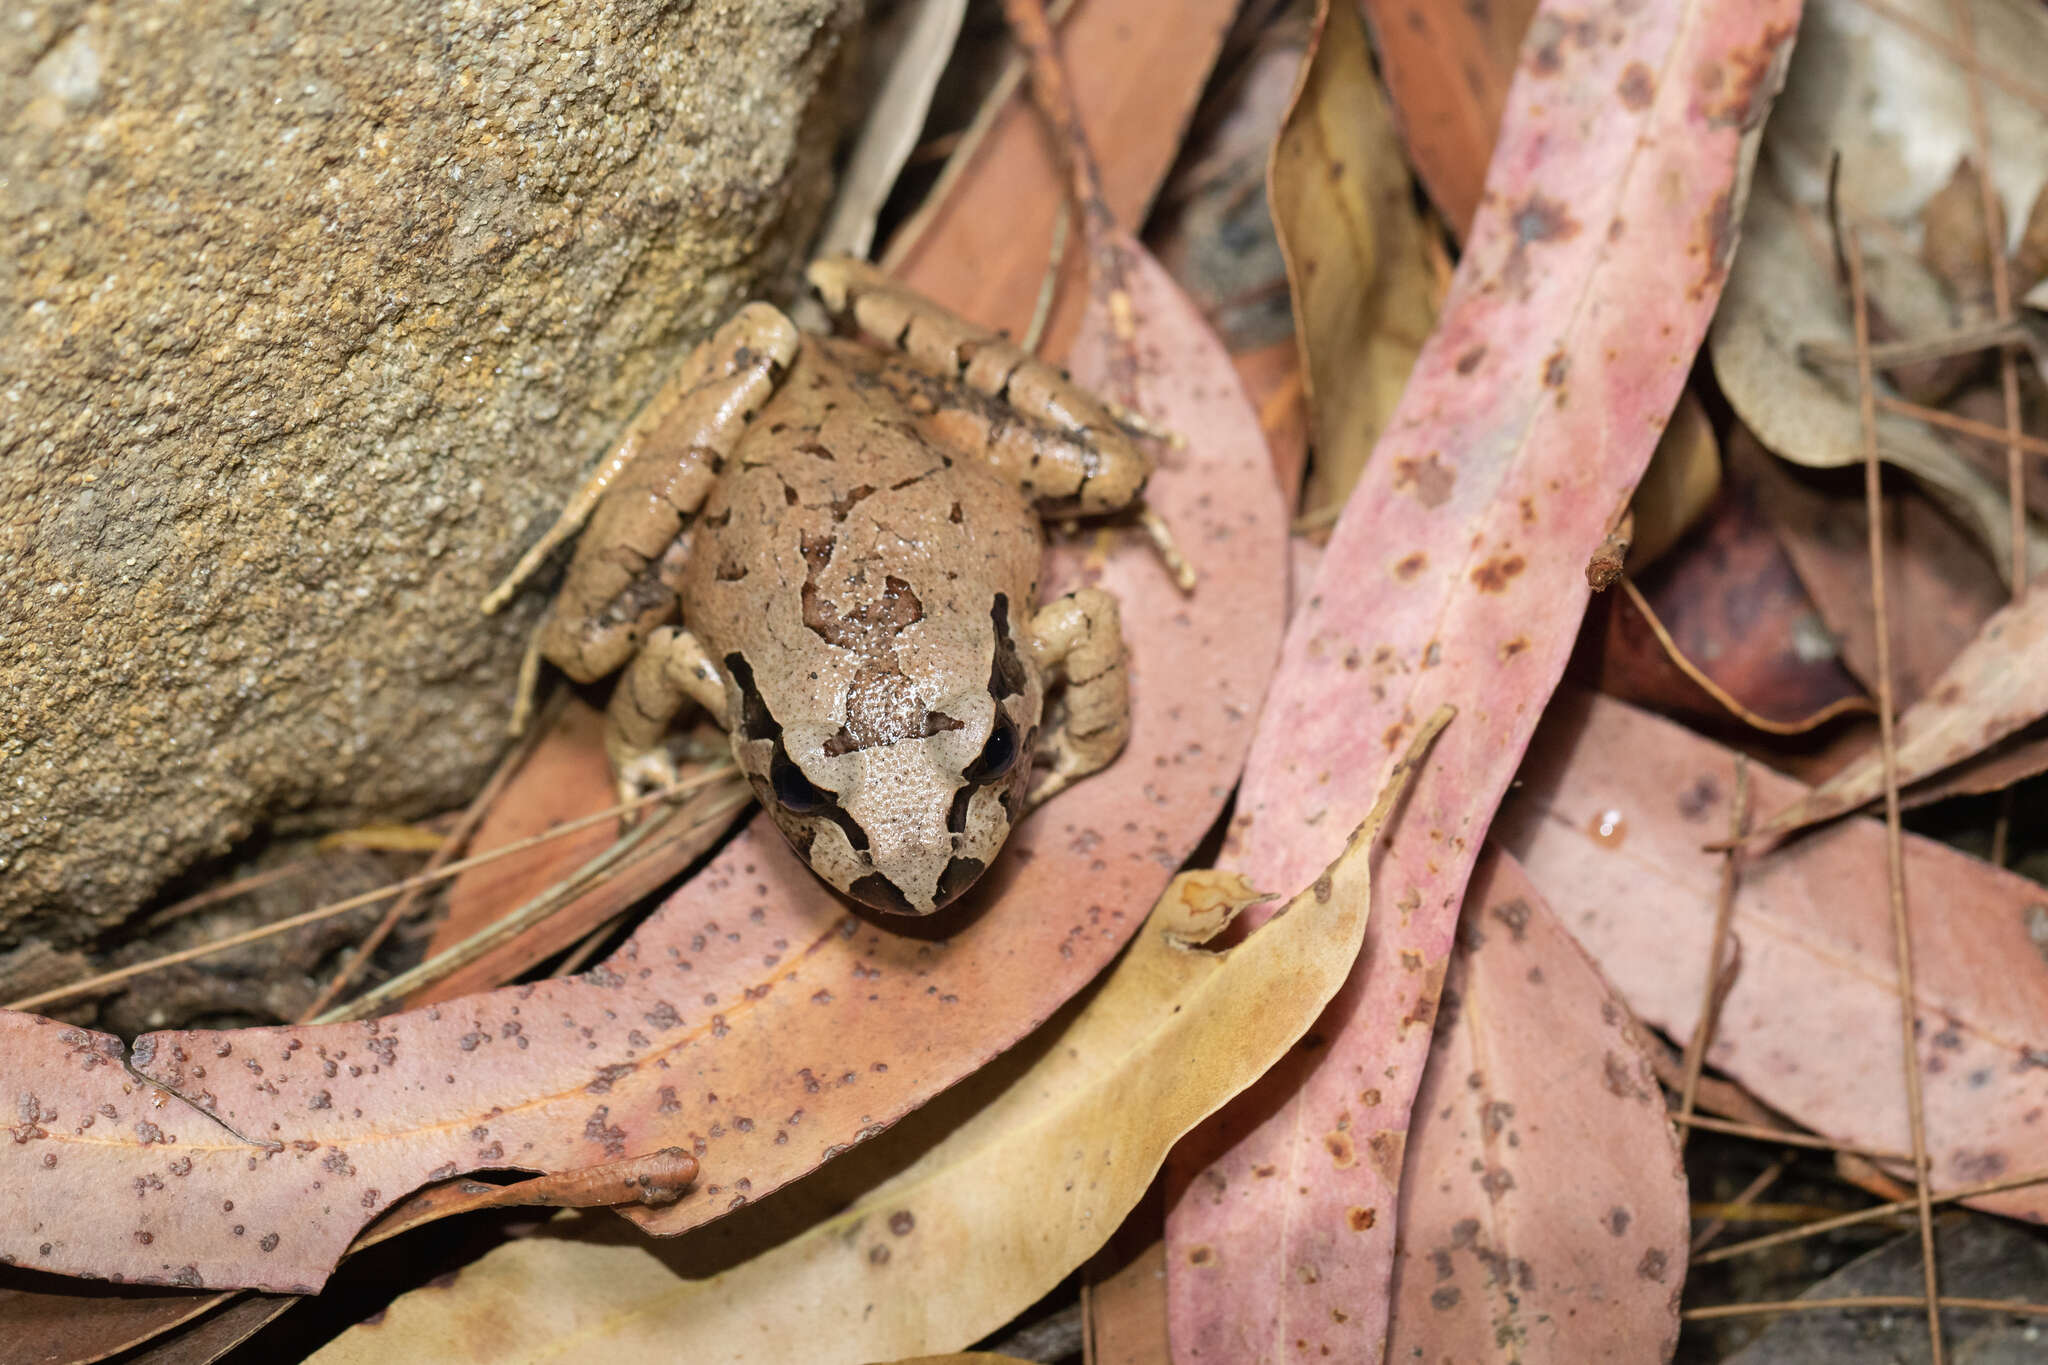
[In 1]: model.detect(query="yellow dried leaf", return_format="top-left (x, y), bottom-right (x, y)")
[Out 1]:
top-left (307, 716), bottom-right (1452, 1365)
top-left (1272, 0), bottom-right (1438, 519)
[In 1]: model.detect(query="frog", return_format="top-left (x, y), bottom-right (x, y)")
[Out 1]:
top-left (482, 258), bottom-right (1153, 915)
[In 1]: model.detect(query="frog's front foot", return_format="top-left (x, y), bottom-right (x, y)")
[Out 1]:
top-left (1025, 587), bottom-right (1131, 810)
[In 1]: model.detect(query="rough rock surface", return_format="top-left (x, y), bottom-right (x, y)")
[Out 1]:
top-left (1, 0), bottom-right (859, 942)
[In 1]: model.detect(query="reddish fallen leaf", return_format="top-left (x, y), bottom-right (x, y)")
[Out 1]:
top-left (1735, 427), bottom-right (2006, 711)
top-left (1232, 340), bottom-right (1310, 507)
top-left (884, 0), bottom-right (1237, 348)
top-left (1589, 467), bottom-right (1871, 734)
top-left (411, 703), bottom-right (738, 1007)
top-left (1496, 689), bottom-right (2048, 1222)
top-left (1165, 0), bottom-right (1798, 1356)
top-left (1755, 568), bottom-right (2048, 838)
top-left (1358, 0), bottom-right (1540, 239)
top-left (1386, 848), bottom-right (1687, 1361)
top-left (0, 248), bottom-right (1286, 1293)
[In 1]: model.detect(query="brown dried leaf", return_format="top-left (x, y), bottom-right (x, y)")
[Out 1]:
top-left (1270, 0), bottom-right (1438, 520)
top-left (1387, 848), bottom-right (1688, 1361)
top-left (1736, 426), bottom-right (2006, 711)
top-left (1589, 467), bottom-right (1871, 734)
top-left (1497, 689), bottom-right (2048, 1222)
top-left (1357, 0), bottom-right (1540, 240)
top-left (0, 248), bottom-right (1287, 1293)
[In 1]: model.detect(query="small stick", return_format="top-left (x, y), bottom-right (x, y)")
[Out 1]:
top-left (1673, 1112), bottom-right (1906, 1162)
top-left (5, 765), bottom-right (736, 1014)
top-left (1848, 224), bottom-right (1945, 1365)
top-left (1872, 393), bottom-right (2048, 461)
top-left (1696, 1166), bottom-right (2048, 1266)
top-left (1676, 756), bottom-right (1749, 1144)
top-left (1797, 317), bottom-right (2032, 369)
top-left (1022, 195), bottom-right (1072, 355)
top-left (1949, 0), bottom-right (2031, 598)
top-left (313, 786), bottom-right (749, 1023)
top-left (1685, 1295), bottom-right (2048, 1323)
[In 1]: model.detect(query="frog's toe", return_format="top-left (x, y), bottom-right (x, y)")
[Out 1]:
top-left (613, 748), bottom-right (682, 811)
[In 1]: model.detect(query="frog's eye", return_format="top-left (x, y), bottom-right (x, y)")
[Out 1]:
top-left (771, 750), bottom-right (833, 813)
top-left (965, 715), bottom-right (1019, 784)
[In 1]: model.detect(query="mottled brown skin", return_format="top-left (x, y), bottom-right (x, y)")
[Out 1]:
top-left (485, 260), bottom-right (1149, 914)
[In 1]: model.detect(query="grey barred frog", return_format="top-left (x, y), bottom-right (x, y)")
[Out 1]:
top-left (483, 259), bottom-right (1150, 915)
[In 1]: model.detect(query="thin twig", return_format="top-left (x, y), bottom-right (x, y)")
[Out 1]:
top-left (1872, 393), bottom-right (2048, 461)
top-left (313, 786), bottom-right (750, 1023)
top-left (1798, 317), bottom-right (2034, 368)
top-left (297, 698), bottom-right (559, 1022)
top-left (1000, 0), bottom-right (1135, 399)
top-left (1677, 757), bottom-right (1749, 1142)
top-left (1852, 0), bottom-right (2048, 118)
top-left (4, 765), bottom-right (736, 1014)
top-left (1848, 224), bottom-right (1945, 1365)
top-left (880, 0), bottom-right (1079, 274)
top-left (1949, 0), bottom-right (2030, 598)
top-left (1693, 1159), bottom-right (1790, 1254)
top-left (1685, 1294), bottom-right (2048, 1322)
top-left (1674, 1112), bottom-right (1907, 1162)
top-left (1696, 1166), bottom-right (2048, 1265)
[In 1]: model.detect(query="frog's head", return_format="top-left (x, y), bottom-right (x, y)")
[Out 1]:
top-left (723, 595), bottom-right (1041, 914)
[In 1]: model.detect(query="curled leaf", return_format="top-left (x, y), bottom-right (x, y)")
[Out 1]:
top-left (1755, 574), bottom-right (2048, 837)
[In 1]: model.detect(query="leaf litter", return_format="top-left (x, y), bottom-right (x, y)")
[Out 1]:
top-left (0, 244), bottom-right (1286, 1295)
top-left (1165, 0), bottom-right (1798, 1355)
top-left (300, 713), bottom-right (1449, 1365)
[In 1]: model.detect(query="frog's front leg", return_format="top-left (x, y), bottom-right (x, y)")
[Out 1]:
top-left (605, 626), bottom-right (729, 804)
top-left (807, 257), bottom-right (1151, 516)
top-left (1025, 588), bottom-right (1131, 807)
top-left (485, 303), bottom-right (800, 733)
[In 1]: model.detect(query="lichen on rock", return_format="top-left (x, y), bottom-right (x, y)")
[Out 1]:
top-left (0, 0), bottom-right (860, 942)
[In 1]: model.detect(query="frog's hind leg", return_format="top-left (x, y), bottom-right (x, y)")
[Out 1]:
top-left (483, 303), bottom-right (800, 617)
top-left (807, 257), bottom-right (1152, 517)
top-left (604, 626), bottom-right (730, 806)
top-left (1024, 588), bottom-right (1130, 808)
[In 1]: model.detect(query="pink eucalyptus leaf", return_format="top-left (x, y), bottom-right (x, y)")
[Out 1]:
top-left (1165, 0), bottom-right (1798, 1357)
top-left (1496, 689), bottom-right (2048, 1220)
top-left (0, 247), bottom-right (1286, 1294)
top-left (1386, 847), bottom-right (1687, 1362)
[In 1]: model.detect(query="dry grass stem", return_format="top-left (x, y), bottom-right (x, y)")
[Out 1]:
top-left (4, 763), bottom-right (737, 1015)
top-left (1848, 222), bottom-right (1945, 1365)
